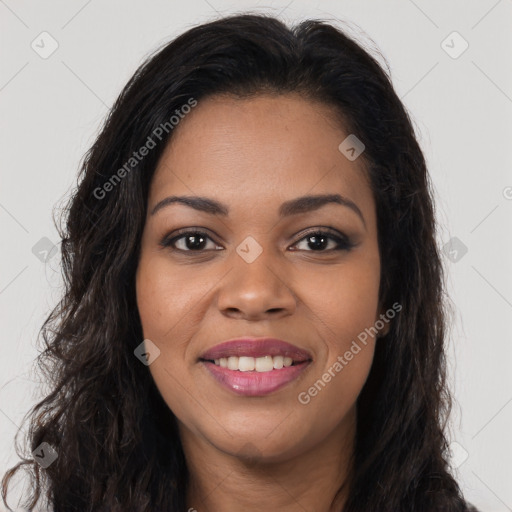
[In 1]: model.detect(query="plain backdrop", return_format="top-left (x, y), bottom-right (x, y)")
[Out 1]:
top-left (1, 1), bottom-right (511, 510)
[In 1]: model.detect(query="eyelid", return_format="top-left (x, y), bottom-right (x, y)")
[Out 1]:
top-left (295, 226), bottom-right (348, 240)
top-left (160, 226), bottom-right (355, 252)
top-left (159, 227), bottom-right (221, 248)
top-left (291, 227), bottom-right (355, 251)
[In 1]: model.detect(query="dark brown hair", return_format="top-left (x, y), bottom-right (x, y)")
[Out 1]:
top-left (2, 13), bottom-right (475, 511)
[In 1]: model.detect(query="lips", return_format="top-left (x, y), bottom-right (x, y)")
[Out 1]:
top-left (199, 337), bottom-right (313, 363)
top-left (199, 337), bottom-right (313, 396)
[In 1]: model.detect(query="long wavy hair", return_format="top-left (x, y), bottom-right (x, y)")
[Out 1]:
top-left (2, 13), bottom-right (474, 512)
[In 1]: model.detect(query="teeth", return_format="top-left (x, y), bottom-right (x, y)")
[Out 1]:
top-left (212, 355), bottom-right (298, 372)
top-left (273, 355), bottom-right (284, 369)
top-left (255, 355), bottom-right (273, 372)
top-left (239, 356), bottom-right (255, 372)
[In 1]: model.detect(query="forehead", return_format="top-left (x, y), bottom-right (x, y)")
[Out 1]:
top-left (150, 94), bottom-right (374, 225)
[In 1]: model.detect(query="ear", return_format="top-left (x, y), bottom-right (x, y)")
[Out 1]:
top-left (378, 318), bottom-right (391, 338)
top-left (376, 303), bottom-right (391, 338)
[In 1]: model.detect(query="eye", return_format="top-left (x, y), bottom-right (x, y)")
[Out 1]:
top-left (160, 229), bottom-right (221, 252)
top-left (291, 228), bottom-right (355, 252)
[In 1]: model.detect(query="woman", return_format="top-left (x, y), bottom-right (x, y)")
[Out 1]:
top-left (2, 13), bottom-right (479, 512)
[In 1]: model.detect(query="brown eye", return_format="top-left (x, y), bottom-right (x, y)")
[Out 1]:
top-left (291, 229), bottom-right (355, 252)
top-left (160, 230), bottom-right (222, 252)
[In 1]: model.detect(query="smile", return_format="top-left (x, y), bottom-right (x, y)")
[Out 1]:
top-left (212, 355), bottom-right (296, 372)
top-left (201, 357), bottom-right (311, 396)
top-left (199, 337), bottom-right (313, 396)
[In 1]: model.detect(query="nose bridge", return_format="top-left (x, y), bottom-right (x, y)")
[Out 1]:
top-left (216, 235), bottom-right (296, 318)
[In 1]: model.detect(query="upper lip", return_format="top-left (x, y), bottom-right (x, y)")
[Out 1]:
top-left (199, 337), bottom-right (313, 362)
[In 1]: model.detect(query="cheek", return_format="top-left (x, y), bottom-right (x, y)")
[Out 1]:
top-left (135, 255), bottom-right (199, 421)
top-left (295, 255), bottom-right (380, 404)
top-left (297, 254), bottom-right (381, 340)
top-left (296, 276), bottom-right (378, 427)
top-left (135, 254), bottom-right (203, 341)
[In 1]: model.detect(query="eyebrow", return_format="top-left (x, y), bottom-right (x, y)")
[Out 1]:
top-left (151, 193), bottom-right (366, 228)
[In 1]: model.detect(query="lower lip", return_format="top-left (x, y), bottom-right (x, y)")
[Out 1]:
top-left (201, 360), bottom-right (311, 396)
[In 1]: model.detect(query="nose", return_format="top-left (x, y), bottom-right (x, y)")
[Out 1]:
top-left (216, 244), bottom-right (297, 321)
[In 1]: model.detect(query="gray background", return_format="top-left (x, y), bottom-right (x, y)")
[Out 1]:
top-left (1, 1), bottom-right (511, 510)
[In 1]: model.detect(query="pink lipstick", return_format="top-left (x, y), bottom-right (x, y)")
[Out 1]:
top-left (199, 337), bottom-right (312, 396)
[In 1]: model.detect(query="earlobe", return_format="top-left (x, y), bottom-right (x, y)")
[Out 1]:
top-left (378, 321), bottom-right (391, 338)
top-left (377, 306), bottom-right (392, 338)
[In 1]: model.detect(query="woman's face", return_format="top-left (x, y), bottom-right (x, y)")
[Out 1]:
top-left (136, 93), bottom-right (388, 463)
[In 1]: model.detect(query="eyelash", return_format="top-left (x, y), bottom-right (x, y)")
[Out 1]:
top-left (160, 227), bottom-right (355, 254)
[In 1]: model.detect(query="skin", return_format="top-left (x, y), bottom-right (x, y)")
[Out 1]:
top-left (135, 93), bottom-right (390, 512)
